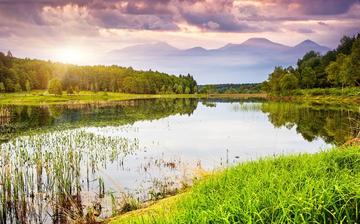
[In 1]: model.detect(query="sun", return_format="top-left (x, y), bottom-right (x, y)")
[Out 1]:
top-left (53, 47), bottom-right (87, 64)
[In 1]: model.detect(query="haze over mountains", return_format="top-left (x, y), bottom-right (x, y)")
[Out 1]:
top-left (106, 38), bottom-right (330, 84)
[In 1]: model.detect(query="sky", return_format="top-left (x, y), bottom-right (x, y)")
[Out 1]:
top-left (0, 0), bottom-right (359, 64)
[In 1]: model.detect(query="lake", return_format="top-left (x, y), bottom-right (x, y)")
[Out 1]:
top-left (0, 98), bottom-right (359, 223)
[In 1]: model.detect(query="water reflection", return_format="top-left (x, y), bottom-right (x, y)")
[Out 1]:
top-left (261, 102), bottom-right (360, 145)
top-left (0, 99), bottom-right (359, 223)
top-left (0, 99), bottom-right (198, 143)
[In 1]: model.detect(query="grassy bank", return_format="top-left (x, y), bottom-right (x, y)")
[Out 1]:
top-left (111, 145), bottom-right (360, 223)
top-left (0, 91), bottom-right (269, 105)
top-left (268, 87), bottom-right (360, 105)
top-left (0, 91), bottom-right (207, 105)
top-left (0, 90), bottom-right (358, 105)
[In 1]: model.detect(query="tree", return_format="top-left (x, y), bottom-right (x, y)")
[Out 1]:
top-left (67, 86), bottom-right (74, 95)
top-left (337, 35), bottom-right (355, 55)
top-left (326, 54), bottom-right (350, 88)
top-left (176, 84), bottom-right (183, 94)
top-left (0, 82), bottom-right (5, 93)
top-left (14, 83), bottom-right (22, 92)
top-left (301, 66), bottom-right (316, 88)
top-left (74, 86), bottom-right (80, 94)
top-left (25, 80), bottom-right (31, 92)
top-left (6, 50), bottom-right (13, 58)
top-left (184, 86), bottom-right (191, 94)
top-left (5, 78), bottom-right (15, 92)
top-left (48, 78), bottom-right (63, 95)
top-left (348, 37), bottom-right (360, 86)
top-left (279, 73), bottom-right (298, 94)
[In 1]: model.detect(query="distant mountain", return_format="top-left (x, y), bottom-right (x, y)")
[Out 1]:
top-left (104, 38), bottom-right (331, 84)
top-left (109, 42), bottom-right (179, 57)
top-left (219, 38), bottom-right (289, 53)
top-left (289, 39), bottom-right (330, 55)
top-left (179, 47), bottom-right (208, 56)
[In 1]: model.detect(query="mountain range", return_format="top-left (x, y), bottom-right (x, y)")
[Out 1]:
top-left (105, 38), bottom-right (330, 84)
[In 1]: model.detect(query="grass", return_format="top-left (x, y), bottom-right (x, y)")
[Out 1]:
top-left (0, 90), bottom-right (208, 105)
top-left (111, 145), bottom-right (360, 223)
top-left (0, 129), bottom-right (140, 223)
top-left (0, 89), bottom-right (358, 105)
top-left (292, 87), bottom-right (360, 97)
top-left (269, 87), bottom-right (360, 105)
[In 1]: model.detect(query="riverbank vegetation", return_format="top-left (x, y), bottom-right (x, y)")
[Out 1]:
top-left (0, 52), bottom-right (197, 94)
top-left (263, 34), bottom-right (360, 95)
top-left (111, 145), bottom-right (360, 223)
top-left (198, 83), bottom-right (262, 94)
top-left (0, 91), bottom-right (205, 105)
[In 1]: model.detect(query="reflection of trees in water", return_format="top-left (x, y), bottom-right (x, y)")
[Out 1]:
top-left (0, 98), bottom-right (198, 142)
top-left (261, 102), bottom-right (360, 145)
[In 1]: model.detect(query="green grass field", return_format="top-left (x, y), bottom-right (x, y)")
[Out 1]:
top-left (111, 145), bottom-right (360, 224)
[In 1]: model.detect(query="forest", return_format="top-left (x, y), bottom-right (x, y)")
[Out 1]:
top-left (263, 34), bottom-right (360, 95)
top-left (198, 83), bottom-right (262, 94)
top-left (0, 53), bottom-right (197, 94)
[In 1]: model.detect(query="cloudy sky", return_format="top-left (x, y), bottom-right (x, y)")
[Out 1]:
top-left (0, 0), bottom-right (359, 64)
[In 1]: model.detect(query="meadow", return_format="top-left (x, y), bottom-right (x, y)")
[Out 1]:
top-left (111, 145), bottom-right (360, 223)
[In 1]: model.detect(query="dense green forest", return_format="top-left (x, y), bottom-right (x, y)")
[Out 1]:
top-left (0, 53), bottom-right (197, 94)
top-left (198, 83), bottom-right (262, 94)
top-left (263, 34), bottom-right (360, 95)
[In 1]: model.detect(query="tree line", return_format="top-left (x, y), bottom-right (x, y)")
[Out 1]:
top-left (263, 34), bottom-right (360, 95)
top-left (0, 53), bottom-right (197, 95)
top-left (198, 83), bottom-right (262, 94)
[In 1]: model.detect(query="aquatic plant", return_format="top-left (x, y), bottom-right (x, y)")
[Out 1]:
top-left (0, 129), bottom-right (139, 223)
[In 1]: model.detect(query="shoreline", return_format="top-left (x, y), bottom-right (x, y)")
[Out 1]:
top-left (0, 90), bottom-right (359, 106)
top-left (109, 144), bottom-right (360, 223)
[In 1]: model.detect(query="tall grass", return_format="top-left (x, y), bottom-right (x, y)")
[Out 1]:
top-left (0, 129), bottom-right (139, 223)
top-left (113, 146), bottom-right (360, 223)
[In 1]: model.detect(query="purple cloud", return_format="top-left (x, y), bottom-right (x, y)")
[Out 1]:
top-left (0, 0), bottom-right (359, 34)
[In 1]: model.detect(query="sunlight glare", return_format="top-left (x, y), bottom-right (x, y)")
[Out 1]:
top-left (53, 47), bottom-right (88, 64)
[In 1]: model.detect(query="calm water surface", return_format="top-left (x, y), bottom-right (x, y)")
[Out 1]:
top-left (0, 99), bottom-right (358, 223)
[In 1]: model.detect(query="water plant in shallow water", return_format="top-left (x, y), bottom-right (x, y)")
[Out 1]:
top-left (0, 129), bottom-right (139, 223)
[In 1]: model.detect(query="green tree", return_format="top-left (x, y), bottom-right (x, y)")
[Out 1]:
top-left (14, 83), bottom-right (22, 92)
top-left (5, 78), bottom-right (15, 92)
top-left (184, 86), bottom-right (191, 94)
top-left (176, 84), bottom-right (184, 94)
top-left (48, 78), bottom-right (63, 95)
top-left (279, 73), bottom-right (298, 94)
top-left (301, 66), bottom-right (316, 88)
top-left (0, 82), bottom-right (5, 92)
top-left (326, 55), bottom-right (343, 87)
top-left (348, 37), bottom-right (360, 86)
top-left (25, 80), bottom-right (31, 92)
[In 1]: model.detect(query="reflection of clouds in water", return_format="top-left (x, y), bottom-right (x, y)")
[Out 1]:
top-left (84, 102), bottom-right (330, 172)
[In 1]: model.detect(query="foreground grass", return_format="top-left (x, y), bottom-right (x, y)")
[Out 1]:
top-left (111, 145), bottom-right (360, 223)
